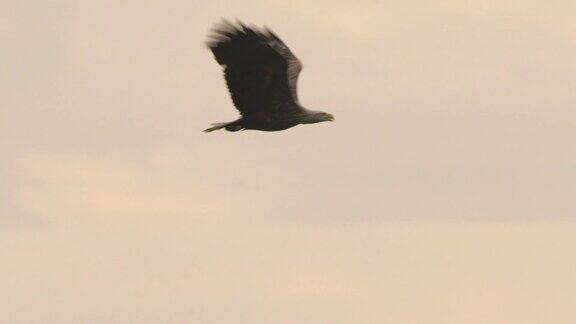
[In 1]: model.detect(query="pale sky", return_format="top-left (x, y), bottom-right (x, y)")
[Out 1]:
top-left (2, 0), bottom-right (576, 323)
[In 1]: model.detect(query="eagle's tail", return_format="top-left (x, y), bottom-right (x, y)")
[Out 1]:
top-left (203, 121), bottom-right (244, 132)
top-left (204, 122), bottom-right (228, 132)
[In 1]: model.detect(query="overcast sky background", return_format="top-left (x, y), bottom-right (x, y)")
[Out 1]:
top-left (2, 0), bottom-right (576, 323)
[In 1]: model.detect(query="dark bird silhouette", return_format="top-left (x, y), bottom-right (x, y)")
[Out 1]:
top-left (204, 19), bottom-right (334, 132)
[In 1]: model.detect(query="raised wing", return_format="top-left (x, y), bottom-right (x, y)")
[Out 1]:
top-left (207, 20), bottom-right (303, 117)
top-left (263, 26), bottom-right (302, 103)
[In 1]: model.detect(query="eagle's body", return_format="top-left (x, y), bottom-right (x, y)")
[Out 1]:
top-left (205, 20), bottom-right (334, 132)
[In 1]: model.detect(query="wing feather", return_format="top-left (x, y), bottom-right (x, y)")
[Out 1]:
top-left (207, 20), bottom-right (303, 117)
top-left (263, 27), bottom-right (303, 103)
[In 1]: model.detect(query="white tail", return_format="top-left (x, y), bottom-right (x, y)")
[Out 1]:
top-left (203, 122), bottom-right (229, 132)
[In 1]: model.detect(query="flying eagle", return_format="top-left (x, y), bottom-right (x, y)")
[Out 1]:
top-left (204, 20), bottom-right (334, 132)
